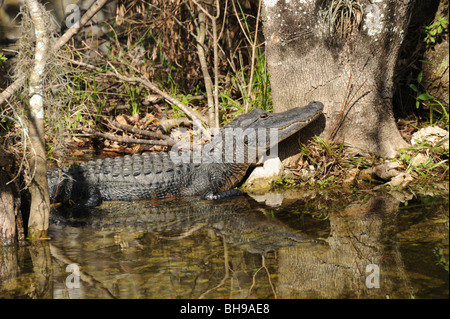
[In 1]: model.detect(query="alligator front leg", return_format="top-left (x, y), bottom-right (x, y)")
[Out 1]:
top-left (83, 188), bottom-right (102, 207)
top-left (202, 189), bottom-right (246, 200)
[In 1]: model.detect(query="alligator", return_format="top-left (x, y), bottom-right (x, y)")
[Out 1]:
top-left (47, 102), bottom-right (324, 206)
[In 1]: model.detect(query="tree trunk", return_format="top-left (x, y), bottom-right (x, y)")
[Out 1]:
top-left (25, 0), bottom-right (51, 239)
top-left (262, 0), bottom-right (411, 162)
top-left (0, 172), bottom-right (18, 245)
top-left (0, 147), bottom-right (23, 245)
top-left (422, 1), bottom-right (449, 108)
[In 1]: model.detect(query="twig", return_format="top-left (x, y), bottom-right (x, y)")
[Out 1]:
top-left (213, 5), bottom-right (220, 129)
top-left (54, 0), bottom-right (109, 50)
top-left (245, 0), bottom-right (262, 112)
top-left (0, 78), bottom-right (25, 106)
top-left (109, 120), bottom-right (174, 141)
top-left (49, 243), bottom-right (115, 298)
top-left (248, 255), bottom-right (278, 298)
top-left (80, 127), bottom-right (176, 147)
top-left (59, 55), bottom-right (211, 139)
top-left (231, 0), bottom-right (252, 45)
top-left (327, 74), bottom-right (368, 141)
top-left (158, 117), bottom-right (192, 132)
top-left (327, 73), bottom-right (353, 141)
top-left (192, 0), bottom-right (222, 128)
top-left (133, 76), bottom-right (209, 135)
top-left (194, 8), bottom-right (216, 127)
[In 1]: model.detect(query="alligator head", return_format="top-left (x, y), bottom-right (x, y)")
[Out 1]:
top-left (205, 101), bottom-right (324, 163)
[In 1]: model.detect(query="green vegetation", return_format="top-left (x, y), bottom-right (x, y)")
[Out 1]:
top-left (435, 246), bottom-right (449, 272)
top-left (54, 0), bottom-right (272, 132)
top-left (423, 14), bottom-right (448, 45)
top-left (321, 0), bottom-right (363, 38)
top-left (0, 52), bottom-right (6, 63)
top-left (409, 70), bottom-right (449, 125)
top-left (400, 142), bottom-right (448, 177)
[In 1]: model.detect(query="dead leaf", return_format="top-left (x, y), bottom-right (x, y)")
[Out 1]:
top-left (116, 114), bottom-right (128, 125)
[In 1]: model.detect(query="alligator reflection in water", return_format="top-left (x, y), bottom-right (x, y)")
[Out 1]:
top-left (50, 195), bottom-right (314, 299)
top-left (50, 196), bottom-right (312, 255)
top-left (0, 191), bottom-right (448, 298)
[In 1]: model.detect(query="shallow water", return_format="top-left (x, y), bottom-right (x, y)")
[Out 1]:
top-left (0, 190), bottom-right (448, 299)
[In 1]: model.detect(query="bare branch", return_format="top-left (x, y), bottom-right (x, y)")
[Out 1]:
top-left (192, 0), bottom-right (222, 128)
top-left (80, 127), bottom-right (176, 147)
top-left (0, 0), bottom-right (109, 106)
top-left (245, 0), bottom-right (262, 112)
top-left (195, 9), bottom-right (216, 127)
top-left (54, 0), bottom-right (109, 50)
top-left (110, 120), bottom-right (174, 141)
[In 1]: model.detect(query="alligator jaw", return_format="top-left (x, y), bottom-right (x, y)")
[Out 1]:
top-left (237, 101), bottom-right (324, 151)
top-left (268, 101), bottom-right (324, 144)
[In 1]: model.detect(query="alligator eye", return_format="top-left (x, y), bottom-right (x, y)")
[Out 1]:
top-left (260, 113), bottom-right (269, 119)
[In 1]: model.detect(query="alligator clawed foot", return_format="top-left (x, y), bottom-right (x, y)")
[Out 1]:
top-left (202, 189), bottom-right (246, 200)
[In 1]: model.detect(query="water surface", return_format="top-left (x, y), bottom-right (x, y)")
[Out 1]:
top-left (0, 190), bottom-right (448, 299)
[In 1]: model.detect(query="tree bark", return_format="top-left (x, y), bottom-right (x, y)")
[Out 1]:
top-left (0, 172), bottom-right (18, 245)
top-left (25, 0), bottom-right (51, 239)
top-left (422, 1), bottom-right (449, 108)
top-left (262, 0), bottom-right (411, 162)
top-left (0, 147), bottom-right (23, 245)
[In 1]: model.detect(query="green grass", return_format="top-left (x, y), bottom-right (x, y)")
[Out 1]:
top-left (409, 69), bottom-right (449, 126)
top-left (399, 141), bottom-right (449, 178)
top-left (220, 47), bottom-right (272, 121)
